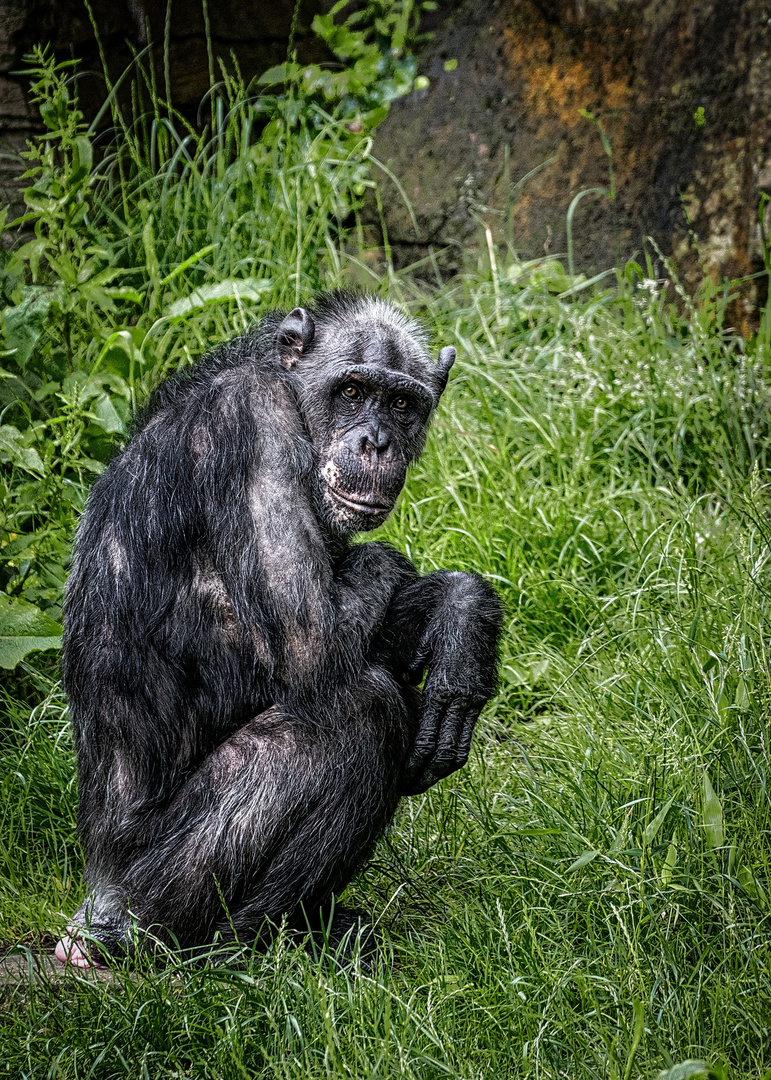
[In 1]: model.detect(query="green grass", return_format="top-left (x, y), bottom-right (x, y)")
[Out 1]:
top-left (3, 46), bottom-right (771, 1080)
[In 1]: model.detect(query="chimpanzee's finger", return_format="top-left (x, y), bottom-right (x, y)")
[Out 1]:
top-left (402, 697), bottom-right (467, 793)
top-left (402, 697), bottom-right (485, 795)
top-left (455, 703), bottom-right (483, 763)
top-left (426, 697), bottom-right (468, 773)
top-left (401, 689), bottom-right (450, 788)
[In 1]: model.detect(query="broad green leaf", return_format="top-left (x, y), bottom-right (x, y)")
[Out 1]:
top-left (2, 288), bottom-right (55, 367)
top-left (62, 370), bottom-right (100, 402)
top-left (93, 330), bottom-right (144, 382)
top-left (661, 838), bottom-right (677, 886)
top-left (734, 675), bottom-right (750, 710)
top-left (567, 849), bottom-right (598, 873)
top-left (657, 1064), bottom-right (710, 1080)
top-left (23, 188), bottom-right (57, 214)
top-left (702, 771), bottom-right (725, 850)
top-left (14, 236), bottom-right (47, 263)
top-left (71, 134), bottom-right (93, 184)
top-left (104, 286), bottom-right (144, 304)
top-left (609, 826), bottom-right (628, 855)
top-left (90, 392), bottom-right (125, 434)
top-left (530, 657), bottom-right (550, 681)
top-left (0, 424), bottom-right (44, 474)
top-left (644, 796), bottom-right (674, 846)
top-left (0, 594), bottom-right (62, 669)
top-left (258, 63), bottom-right (301, 85)
top-left (502, 663), bottom-right (527, 687)
top-left (79, 283), bottom-right (119, 313)
top-left (166, 278), bottom-right (273, 319)
top-left (531, 260), bottom-right (582, 294)
top-left (737, 865), bottom-right (766, 905)
top-left (15, 446), bottom-right (44, 473)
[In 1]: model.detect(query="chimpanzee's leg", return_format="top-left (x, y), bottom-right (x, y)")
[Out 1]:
top-left (56, 664), bottom-right (418, 965)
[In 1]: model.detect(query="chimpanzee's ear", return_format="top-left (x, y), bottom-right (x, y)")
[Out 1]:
top-left (435, 345), bottom-right (456, 395)
top-left (276, 308), bottom-right (315, 371)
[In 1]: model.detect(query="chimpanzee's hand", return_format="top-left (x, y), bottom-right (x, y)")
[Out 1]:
top-left (400, 680), bottom-right (489, 795)
top-left (398, 571), bottom-right (502, 796)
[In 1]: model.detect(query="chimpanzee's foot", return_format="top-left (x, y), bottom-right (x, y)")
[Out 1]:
top-left (54, 932), bottom-right (106, 968)
top-left (53, 899), bottom-right (111, 968)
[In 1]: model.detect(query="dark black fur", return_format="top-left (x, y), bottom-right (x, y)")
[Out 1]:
top-left (61, 291), bottom-right (502, 957)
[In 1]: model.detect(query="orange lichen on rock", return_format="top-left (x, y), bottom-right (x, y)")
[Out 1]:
top-left (503, 28), bottom-right (590, 125)
top-left (503, 29), bottom-right (631, 128)
top-left (370, 0), bottom-right (771, 328)
top-left (602, 63), bottom-right (631, 111)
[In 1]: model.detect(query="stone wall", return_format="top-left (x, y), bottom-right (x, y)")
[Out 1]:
top-left (369, 0), bottom-right (771, 326)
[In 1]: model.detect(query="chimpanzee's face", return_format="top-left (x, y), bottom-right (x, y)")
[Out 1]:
top-left (274, 300), bottom-right (455, 536)
top-left (317, 365), bottom-right (434, 533)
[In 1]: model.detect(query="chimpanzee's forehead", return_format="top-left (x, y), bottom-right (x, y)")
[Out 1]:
top-left (318, 319), bottom-right (431, 382)
top-left (356, 324), bottom-right (427, 371)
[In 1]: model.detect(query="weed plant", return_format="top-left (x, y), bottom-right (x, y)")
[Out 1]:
top-left (1, 36), bottom-right (771, 1080)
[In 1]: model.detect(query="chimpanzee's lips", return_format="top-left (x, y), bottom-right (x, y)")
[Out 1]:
top-left (328, 488), bottom-right (391, 515)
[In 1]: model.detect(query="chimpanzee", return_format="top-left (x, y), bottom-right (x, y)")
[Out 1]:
top-left (55, 291), bottom-right (502, 967)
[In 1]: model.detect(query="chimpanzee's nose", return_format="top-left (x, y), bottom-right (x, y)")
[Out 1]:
top-left (361, 425), bottom-right (390, 454)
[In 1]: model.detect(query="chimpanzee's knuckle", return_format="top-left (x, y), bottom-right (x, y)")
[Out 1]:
top-left (412, 737), bottom-right (437, 759)
top-left (423, 684), bottom-right (454, 709)
top-left (404, 774), bottom-right (433, 796)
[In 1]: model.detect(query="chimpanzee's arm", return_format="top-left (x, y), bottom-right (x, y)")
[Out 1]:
top-left (198, 371), bottom-right (411, 687)
top-left (377, 570), bottom-right (503, 794)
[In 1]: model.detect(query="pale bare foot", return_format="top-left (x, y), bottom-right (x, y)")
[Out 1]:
top-left (54, 932), bottom-right (107, 968)
top-left (54, 901), bottom-right (109, 969)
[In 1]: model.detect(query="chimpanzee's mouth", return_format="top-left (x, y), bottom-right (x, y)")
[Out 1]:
top-left (328, 488), bottom-right (391, 515)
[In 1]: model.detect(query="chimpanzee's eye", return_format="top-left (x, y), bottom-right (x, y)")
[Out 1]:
top-left (392, 396), bottom-right (410, 411)
top-left (340, 384), bottom-right (362, 401)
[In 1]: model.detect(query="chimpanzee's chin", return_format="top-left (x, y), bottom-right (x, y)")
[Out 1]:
top-left (324, 487), bottom-right (393, 533)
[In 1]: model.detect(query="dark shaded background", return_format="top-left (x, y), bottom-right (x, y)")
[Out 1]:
top-left (2, 1), bottom-right (770, 325)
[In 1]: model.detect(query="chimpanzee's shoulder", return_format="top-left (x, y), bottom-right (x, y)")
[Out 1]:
top-left (127, 312), bottom-right (288, 438)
